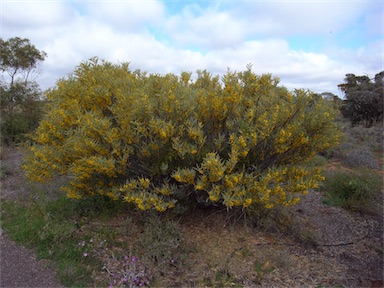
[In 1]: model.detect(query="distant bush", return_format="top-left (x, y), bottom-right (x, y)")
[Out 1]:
top-left (23, 58), bottom-right (341, 212)
top-left (0, 82), bottom-right (45, 145)
top-left (322, 124), bottom-right (383, 162)
top-left (1, 37), bottom-right (46, 146)
top-left (338, 72), bottom-right (383, 128)
top-left (348, 126), bottom-right (383, 151)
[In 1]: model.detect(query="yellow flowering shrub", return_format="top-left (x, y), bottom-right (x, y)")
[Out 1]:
top-left (23, 59), bottom-right (341, 212)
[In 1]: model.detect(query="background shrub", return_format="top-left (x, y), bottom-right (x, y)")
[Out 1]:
top-left (23, 59), bottom-right (341, 212)
top-left (348, 125), bottom-right (384, 152)
top-left (0, 82), bottom-right (45, 145)
top-left (342, 149), bottom-right (379, 169)
top-left (1, 37), bottom-right (47, 146)
top-left (322, 122), bottom-right (383, 163)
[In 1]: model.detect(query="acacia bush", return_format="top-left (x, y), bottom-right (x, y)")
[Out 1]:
top-left (23, 59), bottom-right (341, 212)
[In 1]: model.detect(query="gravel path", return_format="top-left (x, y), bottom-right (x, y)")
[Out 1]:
top-left (0, 231), bottom-right (62, 288)
top-left (1, 147), bottom-right (62, 288)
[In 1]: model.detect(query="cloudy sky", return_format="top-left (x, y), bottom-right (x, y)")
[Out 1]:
top-left (1, 0), bottom-right (383, 97)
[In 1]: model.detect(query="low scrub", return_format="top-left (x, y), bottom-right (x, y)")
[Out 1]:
top-left (342, 149), bottom-right (379, 169)
top-left (139, 216), bottom-right (185, 268)
top-left (348, 125), bottom-right (383, 151)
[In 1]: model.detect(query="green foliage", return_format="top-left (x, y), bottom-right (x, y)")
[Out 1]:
top-left (322, 169), bottom-right (383, 211)
top-left (24, 58), bottom-right (342, 212)
top-left (338, 72), bottom-right (384, 127)
top-left (254, 260), bottom-right (275, 281)
top-left (0, 82), bottom-right (45, 145)
top-left (0, 37), bottom-right (47, 82)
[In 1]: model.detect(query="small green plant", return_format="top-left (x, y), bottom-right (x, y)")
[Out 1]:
top-left (322, 169), bottom-right (383, 211)
top-left (254, 260), bottom-right (275, 281)
top-left (0, 164), bottom-right (12, 179)
top-left (212, 269), bottom-right (240, 287)
top-left (246, 204), bottom-right (293, 235)
top-left (201, 265), bottom-right (242, 288)
top-left (139, 216), bottom-right (184, 268)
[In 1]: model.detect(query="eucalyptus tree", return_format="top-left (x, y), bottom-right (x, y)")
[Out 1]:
top-left (338, 72), bottom-right (384, 127)
top-left (0, 37), bottom-right (47, 144)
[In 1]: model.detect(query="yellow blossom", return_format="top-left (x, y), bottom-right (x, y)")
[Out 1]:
top-left (139, 178), bottom-right (150, 189)
top-left (244, 198), bottom-right (252, 207)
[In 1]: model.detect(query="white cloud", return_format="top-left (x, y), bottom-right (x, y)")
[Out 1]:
top-left (37, 31), bottom-right (381, 96)
top-left (1, 0), bottom-right (381, 98)
top-left (165, 4), bottom-right (247, 49)
top-left (363, 8), bottom-right (383, 38)
top-left (1, 1), bottom-right (77, 45)
top-left (229, 1), bottom-right (372, 37)
top-left (335, 40), bottom-right (383, 73)
top-left (194, 40), bottom-right (349, 94)
top-left (79, 1), bottom-right (165, 30)
top-left (2, 1), bottom-right (75, 29)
